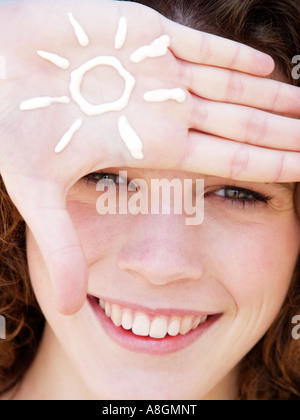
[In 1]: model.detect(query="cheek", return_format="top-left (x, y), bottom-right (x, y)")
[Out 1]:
top-left (66, 201), bottom-right (129, 264)
top-left (206, 216), bottom-right (300, 325)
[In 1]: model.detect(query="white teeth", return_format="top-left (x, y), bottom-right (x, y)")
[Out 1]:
top-left (192, 316), bottom-right (201, 329)
top-left (105, 302), bottom-right (112, 318)
top-left (122, 309), bottom-right (133, 331)
top-left (149, 316), bottom-right (168, 339)
top-left (99, 299), bottom-right (208, 338)
top-left (179, 316), bottom-right (193, 335)
top-left (168, 317), bottom-right (181, 336)
top-left (111, 304), bottom-right (122, 327)
top-left (132, 313), bottom-right (150, 337)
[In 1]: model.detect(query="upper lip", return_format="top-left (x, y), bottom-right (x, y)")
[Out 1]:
top-left (89, 294), bottom-right (219, 317)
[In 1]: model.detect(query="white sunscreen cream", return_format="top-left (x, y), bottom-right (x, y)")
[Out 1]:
top-left (68, 12), bottom-right (90, 47)
top-left (115, 17), bottom-right (128, 50)
top-left (55, 118), bottom-right (83, 154)
top-left (118, 116), bottom-right (144, 160)
top-left (19, 13), bottom-right (185, 158)
top-left (130, 35), bottom-right (171, 63)
top-left (144, 88), bottom-right (187, 104)
top-left (20, 96), bottom-right (70, 111)
top-left (37, 50), bottom-right (70, 70)
top-left (69, 56), bottom-right (136, 116)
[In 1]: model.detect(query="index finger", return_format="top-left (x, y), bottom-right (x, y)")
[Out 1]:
top-left (162, 17), bottom-right (275, 76)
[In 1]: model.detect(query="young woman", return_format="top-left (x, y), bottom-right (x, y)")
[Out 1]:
top-left (0, 0), bottom-right (300, 400)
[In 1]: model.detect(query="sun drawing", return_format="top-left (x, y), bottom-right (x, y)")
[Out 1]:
top-left (20, 13), bottom-right (187, 159)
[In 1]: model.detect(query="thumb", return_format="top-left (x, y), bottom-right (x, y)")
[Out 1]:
top-left (3, 175), bottom-right (88, 315)
top-left (31, 206), bottom-right (88, 315)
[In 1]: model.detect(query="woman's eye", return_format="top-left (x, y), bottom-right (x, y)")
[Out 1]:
top-left (215, 187), bottom-right (254, 200)
top-left (84, 172), bottom-right (140, 192)
top-left (85, 172), bottom-right (127, 186)
top-left (211, 186), bottom-right (272, 208)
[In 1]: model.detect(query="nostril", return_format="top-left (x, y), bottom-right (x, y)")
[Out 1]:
top-left (117, 248), bottom-right (203, 284)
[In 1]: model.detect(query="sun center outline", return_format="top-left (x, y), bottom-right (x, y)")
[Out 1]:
top-left (19, 13), bottom-right (187, 160)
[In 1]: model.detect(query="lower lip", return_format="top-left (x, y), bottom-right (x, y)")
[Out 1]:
top-left (88, 296), bottom-right (221, 356)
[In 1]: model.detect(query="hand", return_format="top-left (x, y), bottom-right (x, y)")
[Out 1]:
top-left (0, 0), bottom-right (292, 314)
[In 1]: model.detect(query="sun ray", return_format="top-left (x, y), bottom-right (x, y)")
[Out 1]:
top-left (115, 17), bottom-right (128, 50)
top-left (118, 116), bottom-right (144, 160)
top-left (55, 118), bottom-right (83, 154)
top-left (37, 50), bottom-right (70, 70)
top-left (68, 12), bottom-right (90, 47)
top-left (20, 96), bottom-right (70, 111)
top-left (144, 88), bottom-right (186, 104)
top-left (130, 35), bottom-right (171, 63)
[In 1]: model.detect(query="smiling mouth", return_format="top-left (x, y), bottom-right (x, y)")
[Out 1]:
top-left (96, 297), bottom-right (215, 339)
top-left (88, 296), bottom-right (221, 355)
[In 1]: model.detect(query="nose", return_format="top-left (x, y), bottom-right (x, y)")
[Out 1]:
top-left (116, 215), bottom-right (203, 286)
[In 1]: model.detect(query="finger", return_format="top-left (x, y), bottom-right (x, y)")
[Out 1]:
top-left (181, 62), bottom-right (300, 116)
top-left (190, 97), bottom-right (300, 152)
top-left (161, 17), bottom-right (274, 76)
top-left (181, 131), bottom-right (300, 183)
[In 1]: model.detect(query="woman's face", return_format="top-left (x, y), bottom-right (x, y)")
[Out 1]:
top-left (26, 168), bottom-right (300, 399)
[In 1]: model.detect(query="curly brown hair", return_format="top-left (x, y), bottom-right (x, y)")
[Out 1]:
top-left (0, 177), bottom-right (44, 395)
top-left (0, 0), bottom-right (300, 399)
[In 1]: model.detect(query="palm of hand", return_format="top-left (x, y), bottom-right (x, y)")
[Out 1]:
top-left (1, 0), bottom-right (298, 314)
